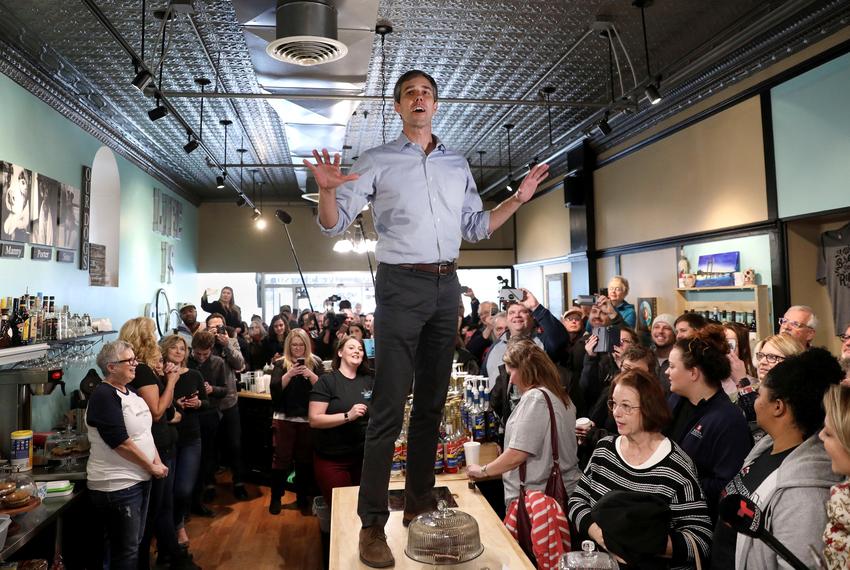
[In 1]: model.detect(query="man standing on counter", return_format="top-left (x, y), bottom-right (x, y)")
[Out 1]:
top-left (306, 69), bottom-right (550, 568)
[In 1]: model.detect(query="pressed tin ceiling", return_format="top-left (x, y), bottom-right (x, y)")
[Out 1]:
top-left (0, 0), bottom-right (848, 203)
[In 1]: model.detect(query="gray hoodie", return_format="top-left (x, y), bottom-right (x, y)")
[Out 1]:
top-left (735, 433), bottom-right (841, 569)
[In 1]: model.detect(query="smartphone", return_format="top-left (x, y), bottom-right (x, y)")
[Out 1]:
top-left (363, 338), bottom-right (376, 359)
top-left (460, 285), bottom-right (470, 294)
top-left (599, 288), bottom-right (609, 297)
top-left (296, 358), bottom-right (305, 366)
top-left (593, 326), bottom-right (621, 353)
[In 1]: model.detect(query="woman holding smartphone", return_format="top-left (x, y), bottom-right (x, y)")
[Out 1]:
top-left (269, 328), bottom-right (323, 515)
top-left (160, 335), bottom-right (208, 549)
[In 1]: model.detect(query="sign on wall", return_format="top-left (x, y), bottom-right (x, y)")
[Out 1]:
top-left (153, 188), bottom-right (183, 239)
top-left (80, 166), bottom-right (91, 270)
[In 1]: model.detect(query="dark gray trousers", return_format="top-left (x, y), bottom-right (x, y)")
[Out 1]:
top-left (357, 263), bottom-right (459, 528)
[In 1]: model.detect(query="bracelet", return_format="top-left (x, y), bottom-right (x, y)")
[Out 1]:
top-left (481, 463), bottom-right (489, 475)
top-left (343, 412), bottom-right (349, 422)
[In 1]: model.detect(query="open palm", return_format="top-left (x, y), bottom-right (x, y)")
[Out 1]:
top-left (303, 148), bottom-right (360, 191)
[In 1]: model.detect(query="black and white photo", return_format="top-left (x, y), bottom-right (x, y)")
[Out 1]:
top-left (0, 160), bottom-right (34, 243)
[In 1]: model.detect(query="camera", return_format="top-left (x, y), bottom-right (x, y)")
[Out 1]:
top-left (498, 288), bottom-right (525, 304)
top-left (593, 326), bottom-right (621, 353)
top-left (216, 325), bottom-right (227, 334)
top-left (599, 287), bottom-right (609, 297)
top-left (326, 312), bottom-right (348, 332)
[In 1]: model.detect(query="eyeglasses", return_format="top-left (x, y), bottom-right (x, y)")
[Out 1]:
top-left (755, 352), bottom-right (785, 364)
top-left (608, 286), bottom-right (625, 292)
top-left (838, 334), bottom-right (850, 342)
top-left (607, 400), bottom-right (640, 415)
top-left (563, 316), bottom-right (582, 322)
top-left (111, 357), bottom-right (138, 365)
top-left (778, 317), bottom-right (812, 330)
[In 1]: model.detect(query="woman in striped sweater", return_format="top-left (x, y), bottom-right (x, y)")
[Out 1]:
top-left (568, 369), bottom-right (712, 569)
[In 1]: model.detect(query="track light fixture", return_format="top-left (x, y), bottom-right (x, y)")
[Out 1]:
top-left (596, 114), bottom-right (613, 136)
top-left (183, 132), bottom-right (199, 154)
top-left (252, 208), bottom-right (266, 229)
top-left (236, 195), bottom-right (246, 207)
top-left (216, 173), bottom-right (225, 189)
top-left (634, 0), bottom-right (663, 105)
top-left (148, 96), bottom-right (169, 121)
top-left (131, 67), bottom-right (153, 92)
top-left (220, 119), bottom-right (232, 188)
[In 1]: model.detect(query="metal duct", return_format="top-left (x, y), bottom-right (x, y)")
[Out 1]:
top-left (265, 0), bottom-right (348, 66)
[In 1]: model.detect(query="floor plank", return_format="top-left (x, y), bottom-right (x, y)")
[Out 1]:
top-left (184, 480), bottom-right (323, 570)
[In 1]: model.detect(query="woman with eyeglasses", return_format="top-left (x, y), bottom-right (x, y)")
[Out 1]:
top-left (87, 340), bottom-right (168, 570)
top-left (607, 275), bottom-right (636, 328)
top-left (120, 318), bottom-right (194, 569)
top-left (709, 348), bottom-right (843, 570)
top-left (754, 333), bottom-right (805, 383)
top-left (666, 325), bottom-right (753, 520)
top-left (568, 369), bottom-right (712, 568)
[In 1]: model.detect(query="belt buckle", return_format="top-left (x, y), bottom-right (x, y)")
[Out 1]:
top-left (437, 262), bottom-right (450, 275)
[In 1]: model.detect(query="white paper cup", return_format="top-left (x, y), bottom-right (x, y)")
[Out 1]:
top-left (463, 441), bottom-right (481, 466)
top-left (576, 417), bottom-right (592, 429)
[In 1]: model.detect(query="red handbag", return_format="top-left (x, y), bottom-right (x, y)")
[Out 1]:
top-left (512, 389), bottom-right (571, 565)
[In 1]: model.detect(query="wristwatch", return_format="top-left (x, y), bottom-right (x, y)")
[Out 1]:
top-left (344, 412), bottom-right (349, 422)
top-left (481, 464), bottom-right (489, 476)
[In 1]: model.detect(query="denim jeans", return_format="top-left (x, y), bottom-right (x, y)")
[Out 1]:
top-left (172, 438), bottom-right (202, 530)
top-left (139, 455), bottom-right (178, 568)
top-left (89, 480), bottom-right (152, 570)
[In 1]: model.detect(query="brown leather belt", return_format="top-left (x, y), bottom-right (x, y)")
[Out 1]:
top-left (396, 261), bottom-right (457, 276)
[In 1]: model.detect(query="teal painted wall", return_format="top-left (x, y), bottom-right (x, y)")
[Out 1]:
top-left (0, 73), bottom-right (199, 431)
top-left (772, 51), bottom-right (850, 218)
top-left (681, 234), bottom-right (774, 324)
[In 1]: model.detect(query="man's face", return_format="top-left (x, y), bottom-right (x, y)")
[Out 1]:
top-left (562, 313), bottom-right (583, 334)
top-left (651, 322), bottom-right (675, 348)
top-left (363, 313), bottom-right (374, 332)
top-left (780, 308), bottom-right (816, 346)
top-left (506, 304), bottom-right (532, 336)
top-left (493, 316), bottom-right (508, 339)
top-left (193, 347), bottom-right (211, 364)
top-left (478, 302), bottom-right (494, 325)
top-left (588, 305), bottom-right (610, 329)
top-left (207, 316), bottom-right (224, 333)
top-left (343, 308), bottom-right (355, 325)
top-left (394, 75), bottom-right (437, 130)
top-left (181, 308), bottom-right (197, 325)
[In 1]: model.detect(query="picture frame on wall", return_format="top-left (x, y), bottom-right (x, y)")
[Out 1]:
top-left (545, 273), bottom-right (569, 321)
top-left (637, 297), bottom-right (658, 332)
top-left (0, 160), bottom-right (34, 243)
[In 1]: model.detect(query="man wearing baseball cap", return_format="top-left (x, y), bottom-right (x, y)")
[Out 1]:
top-left (176, 304), bottom-right (204, 343)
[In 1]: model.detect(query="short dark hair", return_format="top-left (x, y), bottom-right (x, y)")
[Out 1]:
top-left (192, 331), bottom-right (215, 350)
top-left (393, 70), bottom-right (438, 103)
top-left (673, 324), bottom-right (731, 388)
top-left (763, 347), bottom-right (843, 437)
top-left (621, 344), bottom-right (654, 369)
top-left (205, 312), bottom-right (226, 325)
top-left (674, 312), bottom-right (707, 330)
top-left (611, 369), bottom-right (671, 433)
top-left (338, 300), bottom-right (352, 310)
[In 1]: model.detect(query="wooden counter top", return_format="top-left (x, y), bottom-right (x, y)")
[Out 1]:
top-left (330, 479), bottom-right (533, 570)
top-left (237, 390), bottom-right (271, 400)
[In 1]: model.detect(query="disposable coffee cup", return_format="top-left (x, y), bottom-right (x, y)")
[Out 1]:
top-left (463, 441), bottom-right (481, 466)
top-left (576, 417), bottom-right (592, 430)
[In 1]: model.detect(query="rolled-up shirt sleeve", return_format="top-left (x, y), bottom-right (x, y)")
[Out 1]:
top-left (460, 167), bottom-right (490, 243)
top-left (317, 153), bottom-right (376, 236)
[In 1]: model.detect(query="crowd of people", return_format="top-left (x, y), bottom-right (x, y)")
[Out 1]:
top-left (82, 282), bottom-right (850, 569)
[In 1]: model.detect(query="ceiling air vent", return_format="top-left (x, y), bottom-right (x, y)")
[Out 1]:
top-left (266, 0), bottom-right (348, 66)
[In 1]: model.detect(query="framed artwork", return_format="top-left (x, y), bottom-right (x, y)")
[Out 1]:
top-left (0, 160), bottom-right (34, 243)
top-left (695, 251), bottom-right (740, 287)
top-left (637, 297), bottom-right (658, 332)
top-left (545, 273), bottom-right (569, 320)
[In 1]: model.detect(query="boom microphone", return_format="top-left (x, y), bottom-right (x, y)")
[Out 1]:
top-left (273, 209), bottom-right (314, 312)
top-left (275, 209), bottom-right (292, 224)
top-left (718, 494), bottom-right (809, 570)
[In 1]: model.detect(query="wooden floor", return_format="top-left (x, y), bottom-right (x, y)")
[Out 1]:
top-left (183, 479), bottom-right (324, 570)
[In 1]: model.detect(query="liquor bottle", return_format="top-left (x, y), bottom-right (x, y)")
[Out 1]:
top-left (443, 409), bottom-right (459, 474)
top-left (730, 310), bottom-right (737, 324)
top-left (434, 423), bottom-right (445, 475)
top-left (749, 311), bottom-right (757, 333)
top-left (482, 383), bottom-right (496, 442)
top-left (462, 380), bottom-right (473, 436)
top-left (721, 310), bottom-right (728, 322)
top-left (471, 383), bottom-right (486, 443)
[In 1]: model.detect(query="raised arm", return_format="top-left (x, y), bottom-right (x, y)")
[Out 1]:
top-left (304, 149), bottom-right (362, 231)
top-left (487, 163), bottom-right (549, 234)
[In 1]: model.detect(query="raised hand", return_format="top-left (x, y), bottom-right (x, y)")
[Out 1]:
top-left (303, 148), bottom-right (360, 192)
top-left (513, 162), bottom-right (550, 204)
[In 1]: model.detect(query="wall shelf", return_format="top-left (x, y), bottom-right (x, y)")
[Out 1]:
top-left (675, 284), bottom-right (771, 340)
top-left (0, 331), bottom-right (116, 369)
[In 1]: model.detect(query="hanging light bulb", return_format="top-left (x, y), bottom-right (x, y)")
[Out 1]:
top-left (333, 239), bottom-right (353, 253)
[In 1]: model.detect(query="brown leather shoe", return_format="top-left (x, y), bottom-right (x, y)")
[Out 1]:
top-left (359, 526), bottom-right (395, 568)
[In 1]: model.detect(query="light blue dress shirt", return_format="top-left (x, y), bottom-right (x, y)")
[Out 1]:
top-left (317, 133), bottom-right (491, 264)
